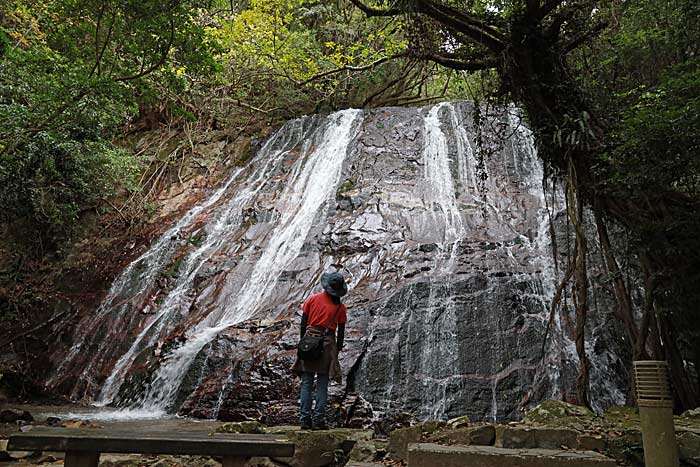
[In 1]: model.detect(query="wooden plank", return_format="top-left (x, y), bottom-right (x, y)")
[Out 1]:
top-left (64, 451), bottom-right (99, 467)
top-left (8, 429), bottom-right (294, 457)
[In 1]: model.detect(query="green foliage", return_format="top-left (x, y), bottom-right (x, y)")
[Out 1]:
top-left (210, 0), bottom-right (438, 115)
top-left (0, 0), bottom-right (219, 249)
top-left (578, 0), bottom-right (700, 366)
top-left (610, 62), bottom-right (700, 199)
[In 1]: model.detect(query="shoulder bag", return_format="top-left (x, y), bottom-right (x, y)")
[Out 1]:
top-left (297, 304), bottom-right (341, 361)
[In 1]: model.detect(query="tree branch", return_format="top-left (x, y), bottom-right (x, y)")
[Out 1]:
top-left (89, 6), bottom-right (116, 79)
top-left (537, 0), bottom-right (566, 22)
top-left (418, 51), bottom-right (497, 71)
top-left (350, 0), bottom-right (505, 52)
top-left (348, 0), bottom-right (404, 17)
top-left (527, 0), bottom-right (541, 16)
top-left (416, 0), bottom-right (505, 52)
top-left (545, 0), bottom-right (596, 38)
top-left (114, 17), bottom-right (175, 82)
top-left (296, 52), bottom-right (408, 86)
top-left (563, 21), bottom-right (608, 54)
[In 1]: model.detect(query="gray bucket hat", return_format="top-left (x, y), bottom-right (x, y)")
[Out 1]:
top-left (321, 272), bottom-right (348, 297)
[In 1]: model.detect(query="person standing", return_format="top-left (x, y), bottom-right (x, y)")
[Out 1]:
top-left (291, 272), bottom-right (348, 430)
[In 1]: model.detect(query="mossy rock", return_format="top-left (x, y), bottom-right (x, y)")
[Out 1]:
top-left (337, 179), bottom-right (355, 194)
top-left (523, 400), bottom-right (594, 425)
top-left (606, 430), bottom-right (644, 467)
top-left (215, 421), bottom-right (266, 434)
top-left (446, 415), bottom-right (471, 429)
top-left (419, 420), bottom-right (447, 433)
top-left (678, 431), bottom-right (700, 465)
top-left (284, 430), bottom-right (360, 467)
top-left (388, 425), bottom-right (422, 461)
top-left (600, 406), bottom-right (642, 431)
top-left (431, 425), bottom-right (496, 446)
top-left (349, 439), bottom-right (383, 462)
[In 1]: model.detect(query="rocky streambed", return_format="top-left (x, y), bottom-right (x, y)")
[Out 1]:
top-left (1, 401), bottom-right (699, 466)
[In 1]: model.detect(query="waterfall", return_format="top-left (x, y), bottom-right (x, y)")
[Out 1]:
top-left (92, 109), bottom-right (363, 412)
top-left (51, 100), bottom-right (626, 421)
top-left (422, 103), bottom-right (465, 242)
top-left (47, 167), bottom-right (245, 392)
top-left (94, 125), bottom-right (303, 406)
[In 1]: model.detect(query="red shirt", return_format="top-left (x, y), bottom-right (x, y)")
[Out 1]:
top-left (302, 291), bottom-right (347, 330)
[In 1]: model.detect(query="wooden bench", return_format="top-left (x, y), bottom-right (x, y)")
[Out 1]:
top-left (7, 428), bottom-right (295, 467)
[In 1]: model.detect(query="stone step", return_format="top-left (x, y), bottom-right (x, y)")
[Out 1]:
top-left (407, 443), bottom-right (617, 467)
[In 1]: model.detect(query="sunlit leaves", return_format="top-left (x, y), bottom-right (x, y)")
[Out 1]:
top-left (213, 0), bottom-right (409, 107)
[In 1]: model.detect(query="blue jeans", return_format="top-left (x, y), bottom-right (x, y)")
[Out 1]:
top-left (300, 371), bottom-right (329, 421)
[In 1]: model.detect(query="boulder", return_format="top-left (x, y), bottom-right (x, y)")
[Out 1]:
top-left (61, 419), bottom-right (101, 429)
top-left (682, 408), bottom-right (700, 420)
top-left (577, 434), bottom-right (606, 452)
top-left (275, 428), bottom-right (371, 467)
top-left (8, 449), bottom-right (41, 461)
top-left (678, 431), bottom-right (700, 466)
top-left (419, 420), bottom-right (447, 433)
top-left (46, 416), bottom-right (62, 427)
top-left (524, 400), bottom-right (594, 425)
top-left (0, 409), bottom-right (33, 423)
top-left (606, 430), bottom-right (643, 467)
top-left (348, 439), bottom-right (381, 462)
top-left (603, 406), bottom-right (639, 424)
top-left (388, 425), bottom-right (422, 460)
top-left (495, 426), bottom-right (536, 449)
top-left (432, 425), bottom-right (496, 446)
top-left (531, 427), bottom-right (579, 449)
top-left (446, 415), bottom-right (471, 429)
top-left (215, 421), bottom-right (266, 434)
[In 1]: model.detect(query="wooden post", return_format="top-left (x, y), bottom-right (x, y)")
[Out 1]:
top-left (221, 456), bottom-right (248, 467)
top-left (64, 451), bottom-right (100, 467)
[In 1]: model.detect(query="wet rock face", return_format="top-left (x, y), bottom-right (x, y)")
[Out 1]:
top-left (49, 102), bottom-right (628, 423)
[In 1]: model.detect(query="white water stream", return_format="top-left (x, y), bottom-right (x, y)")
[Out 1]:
top-left (115, 110), bottom-right (362, 412)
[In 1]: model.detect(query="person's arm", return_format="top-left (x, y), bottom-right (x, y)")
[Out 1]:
top-left (300, 313), bottom-right (308, 338)
top-left (336, 323), bottom-right (345, 351)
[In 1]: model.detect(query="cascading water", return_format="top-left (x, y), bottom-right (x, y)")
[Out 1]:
top-left (50, 101), bottom-right (628, 421)
top-left (51, 109), bottom-right (362, 412)
top-left (416, 103), bottom-right (464, 419)
top-left (133, 109), bottom-right (362, 412)
top-left (50, 117), bottom-right (312, 402)
top-left (95, 120), bottom-right (310, 407)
